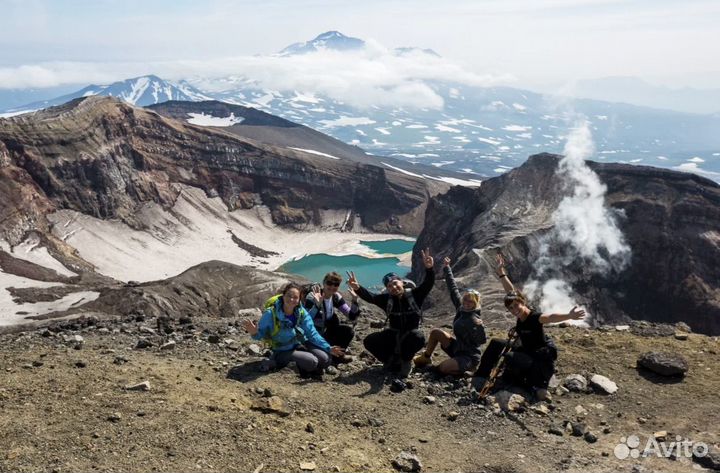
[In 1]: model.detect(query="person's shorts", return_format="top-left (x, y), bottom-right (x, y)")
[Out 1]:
top-left (442, 339), bottom-right (481, 373)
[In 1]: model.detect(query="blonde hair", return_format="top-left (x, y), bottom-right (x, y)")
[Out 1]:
top-left (462, 290), bottom-right (481, 309)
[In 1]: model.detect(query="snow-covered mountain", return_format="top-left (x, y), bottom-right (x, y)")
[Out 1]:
top-left (187, 78), bottom-right (720, 179)
top-left (278, 31), bottom-right (365, 55)
top-left (4, 75), bottom-right (210, 113)
top-left (4, 32), bottom-right (720, 181)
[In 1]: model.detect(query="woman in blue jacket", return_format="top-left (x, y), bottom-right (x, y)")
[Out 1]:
top-left (242, 282), bottom-right (344, 378)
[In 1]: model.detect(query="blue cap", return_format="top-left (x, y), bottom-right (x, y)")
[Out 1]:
top-left (382, 272), bottom-right (401, 286)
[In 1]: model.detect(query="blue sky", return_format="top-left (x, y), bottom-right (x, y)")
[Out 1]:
top-left (2, 0), bottom-right (719, 90)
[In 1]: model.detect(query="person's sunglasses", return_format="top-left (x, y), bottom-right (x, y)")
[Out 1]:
top-left (324, 281), bottom-right (340, 287)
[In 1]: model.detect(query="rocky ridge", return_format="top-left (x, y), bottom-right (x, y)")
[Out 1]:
top-left (0, 96), bottom-right (447, 251)
top-left (412, 153), bottom-right (720, 335)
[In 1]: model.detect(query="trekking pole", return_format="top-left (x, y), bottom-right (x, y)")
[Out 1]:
top-left (478, 327), bottom-right (517, 400)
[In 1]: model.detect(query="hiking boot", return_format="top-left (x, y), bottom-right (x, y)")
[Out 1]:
top-left (383, 356), bottom-right (401, 373)
top-left (535, 387), bottom-right (552, 402)
top-left (333, 354), bottom-right (354, 365)
top-left (398, 360), bottom-right (413, 379)
top-left (258, 359), bottom-right (275, 373)
top-left (390, 378), bottom-right (407, 393)
top-left (413, 352), bottom-right (432, 367)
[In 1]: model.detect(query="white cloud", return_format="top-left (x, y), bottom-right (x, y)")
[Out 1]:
top-left (0, 46), bottom-right (513, 110)
top-left (673, 162), bottom-right (720, 180)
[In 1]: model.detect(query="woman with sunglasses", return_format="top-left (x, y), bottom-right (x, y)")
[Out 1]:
top-left (413, 256), bottom-right (487, 375)
top-left (304, 272), bottom-right (360, 364)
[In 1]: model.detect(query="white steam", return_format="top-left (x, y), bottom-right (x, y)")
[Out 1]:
top-left (526, 119), bottom-right (632, 325)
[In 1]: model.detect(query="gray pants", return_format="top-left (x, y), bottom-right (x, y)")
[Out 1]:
top-left (271, 346), bottom-right (330, 373)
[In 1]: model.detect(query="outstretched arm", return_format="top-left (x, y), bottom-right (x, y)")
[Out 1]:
top-left (347, 271), bottom-right (389, 309)
top-left (539, 306), bottom-right (586, 324)
top-left (412, 248), bottom-right (436, 304)
top-left (495, 253), bottom-right (517, 293)
top-left (344, 287), bottom-right (361, 322)
top-left (443, 257), bottom-right (462, 309)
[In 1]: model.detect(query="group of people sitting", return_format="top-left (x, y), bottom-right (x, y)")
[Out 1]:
top-left (242, 250), bottom-right (586, 399)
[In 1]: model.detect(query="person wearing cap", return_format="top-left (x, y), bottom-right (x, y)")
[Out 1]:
top-left (413, 256), bottom-right (487, 375)
top-left (475, 253), bottom-right (586, 400)
top-left (347, 248), bottom-right (436, 379)
top-left (303, 271), bottom-right (360, 364)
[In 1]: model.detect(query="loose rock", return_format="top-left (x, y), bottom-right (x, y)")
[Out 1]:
top-left (693, 444), bottom-right (720, 470)
top-left (589, 374), bottom-right (618, 394)
top-left (571, 422), bottom-right (587, 437)
top-left (548, 426), bottom-right (564, 436)
top-left (251, 396), bottom-right (290, 417)
top-left (247, 344), bottom-right (263, 356)
top-left (134, 338), bottom-right (153, 350)
top-left (563, 374), bottom-right (588, 392)
top-left (637, 352), bottom-right (689, 377)
top-left (125, 381), bottom-right (151, 391)
top-left (392, 451), bottom-right (422, 472)
top-left (493, 390), bottom-right (526, 412)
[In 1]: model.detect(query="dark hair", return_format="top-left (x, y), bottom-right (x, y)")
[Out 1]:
top-left (323, 272), bottom-right (343, 284)
top-left (281, 282), bottom-right (303, 296)
top-left (504, 291), bottom-right (527, 309)
top-left (382, 272), bottom-right (401, 287)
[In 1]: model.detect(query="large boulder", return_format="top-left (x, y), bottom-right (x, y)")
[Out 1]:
top-left (637, 351), bottom-right (689, 377)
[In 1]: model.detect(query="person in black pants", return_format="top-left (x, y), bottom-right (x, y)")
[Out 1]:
top-left (303, 272), bottom-right (360, 363)
top-left (347, 248), bottom-right (436, 379)
top-left (476, 254), bottom-right (586, 400)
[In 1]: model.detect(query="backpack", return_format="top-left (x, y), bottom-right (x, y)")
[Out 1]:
top-left (261, 294), bottom-right (307, 349)
top-left (384, 287), bottom-right (423, 327)
top-left (310, 292), bottom-right (342, 331)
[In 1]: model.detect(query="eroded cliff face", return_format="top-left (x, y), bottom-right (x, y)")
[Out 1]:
top-left (0, 96), bottom-right (442, 247)
top-left (413, 153), bottom-right (720, 335)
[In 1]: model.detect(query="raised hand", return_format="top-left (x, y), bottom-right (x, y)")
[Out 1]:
top-left (443, 256), bottom-right (451, 268)
top-left (495, 253), bottom-right (507, 277)
top-left (346, 271), bottom-right (360, 291)
top-left (347, 286), bottom-right (358, 302)
top-left (421, 248), bottom-right (434, 269)
top-left (330, 346), bottom-right (345, 357)
top-left (241, 319), bottom-right (258, 336)
top-left (311, 286), bottom-right (322, 303)
top-left (568, 306), bottom-right (586, 320)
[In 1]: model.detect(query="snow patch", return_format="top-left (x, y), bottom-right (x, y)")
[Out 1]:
top-left (320, 116), bottom-right (376, 127)
top-left (186, 112), bottom-right (245, 127)
top-left (289, 147), bottom-right (340, 160)
top-left (502, 125), bottom-right (532, 132)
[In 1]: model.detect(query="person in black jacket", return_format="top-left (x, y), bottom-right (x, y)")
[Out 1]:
top-left (304, 271), bottom-right (360, 364)
top-left (476, 254), bottom-right (586, 400)
top-left (347, 248), bottom-right (436, 379)
top-left (413, 256), bottom-right (486, 375)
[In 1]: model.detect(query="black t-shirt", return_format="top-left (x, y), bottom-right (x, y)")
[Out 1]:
top-left (515, 310), bottom-right (547, 352)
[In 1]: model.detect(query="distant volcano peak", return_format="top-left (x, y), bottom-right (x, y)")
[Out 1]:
top-left (278, 30), bottom-right (365, 56)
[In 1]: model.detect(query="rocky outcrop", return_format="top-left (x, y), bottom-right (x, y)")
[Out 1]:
top-left (0, 96), bottom-right (446, 248)
top-left (78, 260), bottom-right (300, 320)
top-left (413, 153), bottom-right (720, 334)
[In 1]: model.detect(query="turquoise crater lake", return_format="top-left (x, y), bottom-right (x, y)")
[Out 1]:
top-left (279, 239), bottom-right (414, 289)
